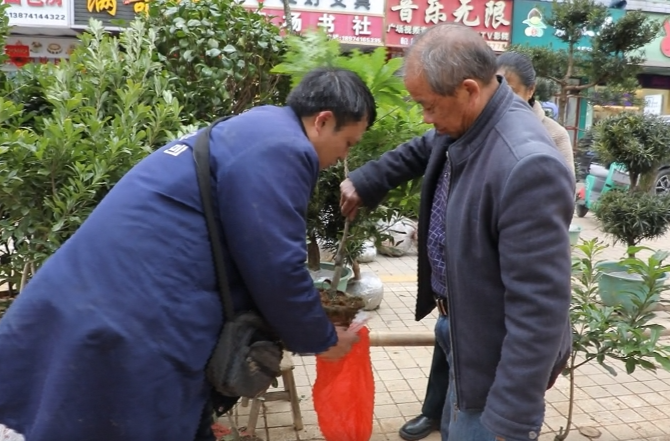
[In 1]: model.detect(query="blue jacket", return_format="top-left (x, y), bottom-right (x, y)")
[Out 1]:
top-left (349, 78), bottom-right (574, 441)
top-left (0, 106), bottom-right (336, 440)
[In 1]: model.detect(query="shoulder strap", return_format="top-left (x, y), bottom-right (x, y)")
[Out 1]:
top-left (193, 116), bottom-right (235, 323)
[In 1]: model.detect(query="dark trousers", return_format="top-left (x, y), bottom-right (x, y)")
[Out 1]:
top-left (421, 341), bottom-right (450, 421)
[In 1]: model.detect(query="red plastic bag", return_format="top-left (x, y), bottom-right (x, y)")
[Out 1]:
top-left (313, 326), bottom-right (374, 441)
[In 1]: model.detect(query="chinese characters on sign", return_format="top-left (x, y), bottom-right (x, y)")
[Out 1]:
top-left (2, 0), bottom-right (69, 27)
top-left (385, 0), bottom-right (512, 51)
top-left (255, 8), bottom-right (384, 45)
top-left (72, 0), bottom-right (148, 27)
top-left (241, 0), bottom-right (384, 15)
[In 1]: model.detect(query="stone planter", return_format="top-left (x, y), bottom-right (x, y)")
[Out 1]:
top-left (597, 261), bottom-right (666, 314)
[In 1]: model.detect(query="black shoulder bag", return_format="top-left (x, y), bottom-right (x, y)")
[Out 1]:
top-left (193, 118), bottom-right (284, 409)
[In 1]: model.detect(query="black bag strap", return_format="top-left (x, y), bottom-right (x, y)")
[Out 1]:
top-left (193, 116), bottom-right (235, 323)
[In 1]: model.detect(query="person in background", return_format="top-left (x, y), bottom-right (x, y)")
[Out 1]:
top-left (340, 23), bottom-right (574, 441)
top-left (399, 343), bottom-right (448, 440)
top-left (496, 52), bottom-right (576, 178)
top-left (0, 67), bottom-right (374, 441)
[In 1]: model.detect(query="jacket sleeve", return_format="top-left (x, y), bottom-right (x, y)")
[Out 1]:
top-left (216, 138), bottom-right (337, 354)
top-left (554, 127), bottom-right (576, 180)
top-left (481, 153), bottom-right (574, 439)
top-left (348, 130), bottom-right (435, 208)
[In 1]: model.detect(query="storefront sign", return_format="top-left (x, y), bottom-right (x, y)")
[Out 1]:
top-left (511, 0), bottom-right (624, 50)
top-left (71, 0), bottom-right (148, 28)
top-left (2, 0), bottom-right (70, 28)
top-left (3, 36), bottom-right (78, 68)
top-left (644, 94), bottom-right (663, 115)
top-left (637, 13), bottom-right (670, 68)
top-left (256, 8), bottom-right (384, 45)
top-left (242, 0), bottom-right (384, 16)
top-left (384, 0), bottom-right (513, 51)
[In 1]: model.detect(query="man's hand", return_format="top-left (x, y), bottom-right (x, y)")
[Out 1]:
top-left (340, 179), bottom-right (362, 220)
top-left (317, 326), bottom-right (359, 361)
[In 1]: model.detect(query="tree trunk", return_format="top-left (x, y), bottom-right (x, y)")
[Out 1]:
top-left (352, 259), bottom-right (361, 280)
top-left (557, 88), bottom-right (569, 127)
top-left (282, 0), bottom-right (293, 35)
top-left (638, 170), bottom-right (657, 194)
top-left (307, 232), bottom-right (321, 272)
top-left (554, 354), bottom-right (577, 441)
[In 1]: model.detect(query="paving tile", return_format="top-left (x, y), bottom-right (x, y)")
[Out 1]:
top-left (654, 418), bottom-right (670, 435)
top-left (377, 416), bottom-right (407, 434)
top-left (638, 391), bottom-right (670, 406)
top-left (604, 423), bottom-right (642, 440)
top-left (580, 385), bottom-right (612, 399)
top-left (374, 404), bottom-right (403, 419)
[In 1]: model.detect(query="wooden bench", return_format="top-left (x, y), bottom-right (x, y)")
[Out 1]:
top-left (240, 351), bottom-right (303, 435)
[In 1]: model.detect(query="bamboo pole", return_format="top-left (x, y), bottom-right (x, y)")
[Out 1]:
top-left (369, 330), bottom-right (435, 347)
top-left (367, 328), bottom-right (670, 347)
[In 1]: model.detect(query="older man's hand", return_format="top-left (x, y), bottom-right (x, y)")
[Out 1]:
top-left (340, 179), bottom-right (362, 220)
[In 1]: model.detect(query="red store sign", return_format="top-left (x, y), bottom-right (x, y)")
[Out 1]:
top-left (255, 8), bottom-right (384, 45)
top-left (385, 0), bottom-right (513, 51)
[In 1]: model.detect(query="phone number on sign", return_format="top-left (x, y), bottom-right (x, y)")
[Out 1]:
top-left (7, 12), bottom-right (66, 21)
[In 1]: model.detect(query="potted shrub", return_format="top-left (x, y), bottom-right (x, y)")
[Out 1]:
top-left (592, 112), bottom-right (670, 312)
top-left (556, 239), bottom-right (670, 441)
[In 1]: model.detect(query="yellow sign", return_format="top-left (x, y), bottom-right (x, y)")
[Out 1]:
top-left (87, 0), bottom-right (117, 16)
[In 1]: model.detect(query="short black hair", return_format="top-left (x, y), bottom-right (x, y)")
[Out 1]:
top-left (496, 51), bottom-right (537, 105)
top-left (287, 67), bottom-right (377, 130)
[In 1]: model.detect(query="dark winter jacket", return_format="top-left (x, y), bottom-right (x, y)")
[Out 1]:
top-left (349, 77), bottom-right (574, 441)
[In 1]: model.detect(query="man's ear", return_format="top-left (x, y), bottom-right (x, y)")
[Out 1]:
top-left (313, 111), bottom-right (334, 134)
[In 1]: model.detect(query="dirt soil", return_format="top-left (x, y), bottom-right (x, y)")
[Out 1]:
top-left (319, 289), bottom-right (365, 326)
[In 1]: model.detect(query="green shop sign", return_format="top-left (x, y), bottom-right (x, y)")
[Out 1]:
top-left (639, 12), bottom-right (670, 67)
top-left (511, 0), bottom-right (625, 50)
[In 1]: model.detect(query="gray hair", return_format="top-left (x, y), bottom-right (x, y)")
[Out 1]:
top-left (406, 23), bottom-right (498, 96)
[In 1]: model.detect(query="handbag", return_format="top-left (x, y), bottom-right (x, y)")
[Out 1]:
top-left (193, 117), bottom-right (284, 408)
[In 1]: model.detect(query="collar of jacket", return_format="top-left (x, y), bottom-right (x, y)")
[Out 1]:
top-left (447, 75), bottom-right (514, 166)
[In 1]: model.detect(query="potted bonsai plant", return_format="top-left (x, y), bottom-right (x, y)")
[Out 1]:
top-left (592, 112), bottom-right (670, 312)
top-left (272, 30), bottom-right (428, 312)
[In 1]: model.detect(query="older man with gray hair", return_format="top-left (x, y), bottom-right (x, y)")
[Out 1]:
top-left (340, 24), bottom-right (574, 441)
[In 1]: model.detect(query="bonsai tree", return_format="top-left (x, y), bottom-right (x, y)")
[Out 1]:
top-left (146, 0), bottom-right (289, 125)
top-left (272, 30), bottom-right (429, 279)
top-left (593, 112), bottom-right (670, 256)
top-left (511, 0), bottom-right (659, 125)
top-left (0, 19), bottom-right (185, 301)
top-left (557, 239), bottom-right (670, 441)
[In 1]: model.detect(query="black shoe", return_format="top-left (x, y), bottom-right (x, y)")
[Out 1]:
top-left (399, 414), bottom-right (440, 441)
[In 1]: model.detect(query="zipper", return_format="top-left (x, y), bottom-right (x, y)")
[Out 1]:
top-left (443, 150), bottom-right (462, 412)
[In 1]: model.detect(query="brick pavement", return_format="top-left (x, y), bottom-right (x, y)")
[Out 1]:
top-left (227, 213), bottom-right (670, 441)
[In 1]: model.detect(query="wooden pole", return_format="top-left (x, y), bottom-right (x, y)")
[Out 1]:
top-left (369, 331), bottom-right (435, 347)
top-left (367, 329), bottom-right (669, 347)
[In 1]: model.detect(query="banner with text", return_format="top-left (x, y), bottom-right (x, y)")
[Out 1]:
top-left (251, 6), bottom-right (384, 46)
top-left (2, 0), bottom-right (70, 28)
top-left (242, 0), bottom-right (384, 16)
top-left (4, 35), bottom-right (78, 68)
top-left (384, 0), bottom-right (513, 51)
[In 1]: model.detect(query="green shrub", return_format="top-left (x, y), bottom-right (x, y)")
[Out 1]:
top-left (595, 189), bottom-right (670, 251)
top-left (0, 19), bottom-right (185, 293)
top-left (146, 0), bottom-right (289, 124)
